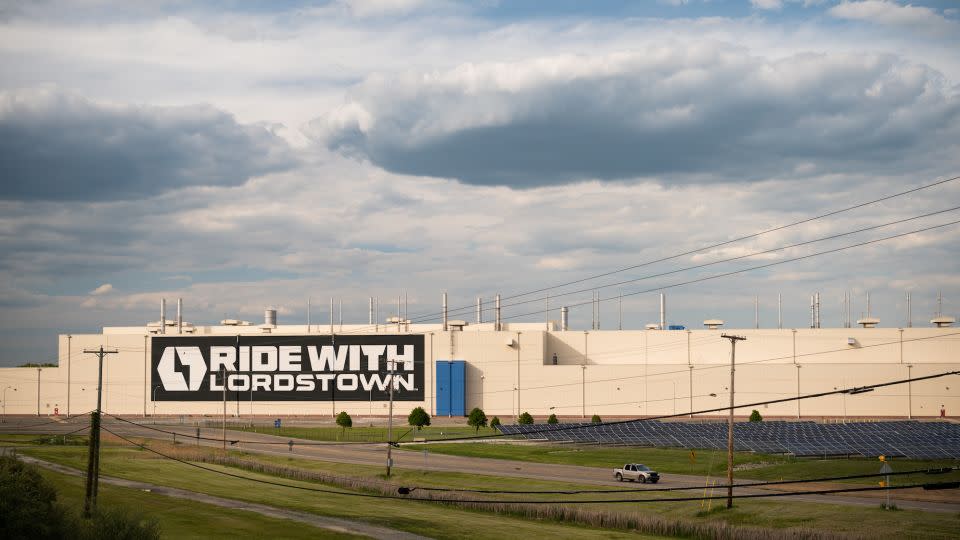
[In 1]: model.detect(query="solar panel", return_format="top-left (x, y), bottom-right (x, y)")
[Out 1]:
top-left (501, 420), bottom-right (960, 459)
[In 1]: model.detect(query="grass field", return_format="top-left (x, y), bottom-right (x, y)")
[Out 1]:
top-left (13, 444), bottom-right (663, 539)
top-left (38, 467), bottom-right (363, 539)
top-left (7, 435), bottom-right (959, 539)
top-left (226, 423), bottom-right (500, 442)
top-left (402, 442), bottom-right (960, 485)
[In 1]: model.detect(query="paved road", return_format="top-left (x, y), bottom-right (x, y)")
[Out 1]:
top-left (16, 454), bottom-right (426, 540)
top-left (6, 415), bottom-right (959, 513)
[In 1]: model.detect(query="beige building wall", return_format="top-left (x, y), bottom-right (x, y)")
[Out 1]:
top-left (1, 325), bottom-right (957, 420)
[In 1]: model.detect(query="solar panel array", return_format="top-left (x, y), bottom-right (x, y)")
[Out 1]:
top-left (497, 420), bottom-right (960, 459)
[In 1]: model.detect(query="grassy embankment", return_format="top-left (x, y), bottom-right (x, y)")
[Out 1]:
top-left (5, 433), bottom-right (959, 539)
top-left (401, 442), bottom-right (960, 485)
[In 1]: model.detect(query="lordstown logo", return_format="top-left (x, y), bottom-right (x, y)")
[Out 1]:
top-left (157, 347), bottom-right (208, 391)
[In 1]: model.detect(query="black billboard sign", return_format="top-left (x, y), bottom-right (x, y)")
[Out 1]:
top-left (151, 334), bottom-right (424, 402)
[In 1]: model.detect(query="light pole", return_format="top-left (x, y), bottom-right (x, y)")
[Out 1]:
top-left (796, 365), bottom-right (802, 419)
top-left (153, 385), bottom-right (161, 416)
top-left (513, 387), bottom-right (518, 423)
top-left (2, 386), bottom-right (16, 421)
top-left (907, 364), bottom-right (913, 419)
top-left (36, 367), bottom-right (42, 416)
top-left (672, 381), bottom-right (676, 416)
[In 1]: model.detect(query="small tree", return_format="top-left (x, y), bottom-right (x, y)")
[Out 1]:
top-left (408, 407), bottom-right (431, 430)
top-left (547, 413), bottom-right (559, 424)
top-left (490, 416), bottom-right (501, 430)
top-left (591, 414), bottom-right (602, 423)
top-left (749, 409), bottom-right (763, 422)
top-left (467, 407), bottom-right (488, 432)
top-left (518, 411), bottom-right (534, 424)
top-left (336, 411), bottom-right (352, 433)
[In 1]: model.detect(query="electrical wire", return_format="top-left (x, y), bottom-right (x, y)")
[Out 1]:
top-left (99, 426), bottom-right (957, 505)
top-left (406, 466), bottom-right (959, 494)
top-left (284, 175), bottom-right (960, 335)
top-left (493, 218), bottom-right (960, 325)
top-left (395, 369), bottom-right (960, 445)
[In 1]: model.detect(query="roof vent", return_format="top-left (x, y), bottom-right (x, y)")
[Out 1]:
top-left (703, 319), bottom-right (724, 330)
top-left (930, 316), bottom-right (955, 328)
top-left (857, 317), bottom-right (880, 328)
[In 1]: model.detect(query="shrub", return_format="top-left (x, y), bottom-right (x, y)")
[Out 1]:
top-left (547, 414), bottom-right (559, 424)
top-left (0, 455), bottom-right (159, 540)
top-left (407, 407), bottom-right (430, 429)
top-left (591, 414), bottom-right (602, 423)
top-left (0, 455), bottom-right (66, 539)
top-left (335, 411), bottom-right (352, 432)
top-left (490, 416), bottom-right (501, 430)
top-left (749, 410), bottom-right (763, 422)
top-left (467, 408), bottom-right (488, 432)
top-left (518, 412), bottom-right (534, 424)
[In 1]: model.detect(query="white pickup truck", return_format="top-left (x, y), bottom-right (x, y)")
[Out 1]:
top-left (613, 463), bottom-right (660, 483)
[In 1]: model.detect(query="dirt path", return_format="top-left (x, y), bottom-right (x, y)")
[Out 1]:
top-left (18, 455), bottom-right (427, 540)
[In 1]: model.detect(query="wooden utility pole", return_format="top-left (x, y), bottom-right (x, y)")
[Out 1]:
top-left (386, 358), bottom-right (395, 478)
top-left (83, 346), bottom-right (118, 518)
top-left (222, 366), bottom-right (227, 452)
top-left (720, 334), bottom-right (745, 510)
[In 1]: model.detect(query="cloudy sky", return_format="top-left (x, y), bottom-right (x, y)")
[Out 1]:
top-left (1, 0), bottom-right (958, 366)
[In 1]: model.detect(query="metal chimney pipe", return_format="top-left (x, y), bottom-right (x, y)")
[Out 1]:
top-left (177, 298), bottom-right (183, 334)
top-left (754, 296), bottom-right (759, 329)
top-left (442, 292), bottom-right (448, 331)
top-left (777, 292), bottom-right (782, 329)
top-left (160, 298), bottom-right (166, 335)
top-left (476, 297), bottom-right (482, 324)
top-left (810, 295), bottom-right (815, 329)
top-left (369, 297), bottom-right (373, 325)
top-left (907, 291), bottom-right (912, 328)
top-left (495, 294), bottom-right (502, 331)
top-left (659, 293), bottom-right (666, 330)
top-left (561, 306), bottom-right (569, 331)
top-left (815, 292), bottom-right (820, 329)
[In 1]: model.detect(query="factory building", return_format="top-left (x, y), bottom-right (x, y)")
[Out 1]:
top-left (1, 305), bottom-right (957, 420)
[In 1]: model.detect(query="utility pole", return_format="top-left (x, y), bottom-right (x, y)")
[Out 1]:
top-left (720, 334), bottom-right (745, 510)
top-left (222, 366), bottom-right (227, 452)
top-left (83, 346), bottom-right (118, 518)
top-left (386, 358), bottom-right (395, 477)
top-left (36, 367), bottom-right (41, 416)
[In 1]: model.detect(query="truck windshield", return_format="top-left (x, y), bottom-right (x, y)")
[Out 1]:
top-left (637, 465), bottom-right (649, 471)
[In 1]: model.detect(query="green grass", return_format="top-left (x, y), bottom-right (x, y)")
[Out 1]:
top-left (402, 442), bottom-right (785, 476)
top-left (226, 423), bottom-right (500, 443)
top-left (401, 442), bottom-right (960, 484)
top-left (18, 445), bottom-right (661, 539)
top-left (14, 441), bottom-right (960, 539)
top-left (38, 468), bottom-right (361, 539)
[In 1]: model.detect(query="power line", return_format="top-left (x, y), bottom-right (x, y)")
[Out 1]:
top-left (410, 175), bottom-right (960, 325)
top-left (394, 369), bottom-right (960, 445)
top-left (296, 175), bottom-right (960, 335)
top-left (493, 218), bottom-right (960, 325)
top-left (99, 425), bottom-right (957, 506)
top-left (406, 466), bottom-right (959, 494)
top-left (96, 370), bottom-right (960, 451)
top-left (491, 206), bottom-right (960, 314)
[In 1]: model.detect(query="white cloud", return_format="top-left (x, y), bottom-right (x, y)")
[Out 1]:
top-left (310, 47), bottom-right (960, 188)
top-left (89, 283), bottom-right (113, 296)
top-left (829, 1), bottom-right (959, 36)
top-left (751, 0), bottom-right (784, 10)
top-left (337, 0), bottom-right (439, 17)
